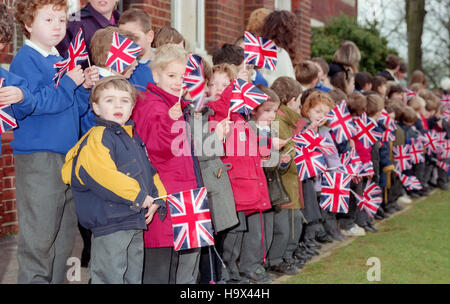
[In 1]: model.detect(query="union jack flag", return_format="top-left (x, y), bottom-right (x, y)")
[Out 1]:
top-left (409, 142), bottom-right (425, 164)
top-left (423, 131), bottom-right (439, 154)
top-left (405, 88), bottom-right (417, 100)
top-left (441, 94), bottom-right (450, 109)
top-left (292, 129), bottom-right (337, 155)
top-left (353, 113), bottom-right (382, 148)
top-left (326, 100), bottom-right (357, 144)
top-left (338, 148), bottom-right (362, 175)
top-left (53, 28), bottom-right (89, 88)
top-left (229, 78), bottom-right (268, 115)
top-left (382, 129), bottom-right (395, 142)
top-left (243, 31), bottom-right (278, 71)
top-left (0, 79), bottom-right (18, 134)
top-left (395, 170), bottom-right (423, 191)
top-left (438, 139), bottom-right (450, 160)
top-left (355, 181), bottom-right (382, 218)
top-left (167, 187), bottom-right (215, 251)
top-left (442, 108), bottom-right (450, 122)
top-left (319, 171), bottom-right (352, 213)
top-left (378, 109), bottom-right (397, 131)
top-left (359, 161), bottom-right (375, 176)
top-left (393, 144), bottom-right (412, 171)
top-left (436, 159), bottom-right (449, 172)
top-left (105, 32), bottom-right (142, 74)
top-left (183, 53), bottom-right (206, 112)
top-left (294, 145), bottom-right (327, 181)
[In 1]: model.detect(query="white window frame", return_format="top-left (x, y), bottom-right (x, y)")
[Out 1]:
top-left (274, 0), bottom-right (291, 11)
top-left (171, 0), bottom-right (205, 54)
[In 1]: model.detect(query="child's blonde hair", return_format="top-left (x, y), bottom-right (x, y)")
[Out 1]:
top-left (347, 92), bottom-right (367, 116)
top-left (301, 91), bottom-right (334, 118)
top-left (150, 44), bottom-right (188, 72)
top-left (366, 93), bottom-right (384, 117)
top-left (295, 60), bottom-right (319, 85)
top-left (407, 96), bottom-right (426, 112)
top-left (90, 76), bottom-right (138, 106)
top-left (90, 27), bottom-right (139, 68)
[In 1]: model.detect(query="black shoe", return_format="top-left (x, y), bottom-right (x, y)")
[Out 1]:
top-left (392, 202), bottom-right (404, 211)
top-left (241, 268), bottom-right (274, 283)
top-left (408, 192), bottom-right (420, 198)
top-left (305, 239), bottom-right (322, 250)
top-left (316, 233), bottom-right (333, 243)
top-left (329, 229), bottom-right (344, 241)
top-left (301, 243), bottom-right (320, 256)
top-left (374, 214), bottom-right (383, 220)
top-left (439, 184), bottom-right (449, 191)
top-left (362, 225), bottom-right (376, 232)
top-left (294, 248), bottom-right (312, 261)
top-left (268, 261), bottom-right (300, 275)
top-left (367, 222), bottom-right (378, 232)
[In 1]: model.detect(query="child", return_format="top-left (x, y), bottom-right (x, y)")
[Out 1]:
top-left (11, 0), bottom-right (92, 283)
top-left (152, 26), bottom-right (185, 48)
top-left (330, 68), bottom-right (355, 96)
top-left (338, 92), bottom-right (368, 236)
top-left (355, 72), bottom-right (373, 92)
top-left (118, 8), bottom-right (156, 91)
top-left (0, 3), bottom-right (31, 110)
top-left (387, 83), bottom-right (405, 102)
top-left (82, 26), bottom-right (140, 133)
top-left (372, 76), bottom-right (388, 99)
top-left (207, 63), bottom-right (237, 101)
top-left (132, 44), bottom-right (202, 284)
top-left (300, 91), bottom-right (339, 245)
top-left (61, 76), bottom-right (164, 284)
top-left (311, 57), bottom-right (332, 92)
top-left (212, 43), bottom-right (265, 86)
top-left (377, 54), bottom-right (401, 82)
top-left (295, 60), bottom-right (319, 91)
top-left (270, 76), bottom-right (309, 266)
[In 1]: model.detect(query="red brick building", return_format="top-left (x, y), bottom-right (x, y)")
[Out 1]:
top-left (0, 0), bottom-right (357, 238)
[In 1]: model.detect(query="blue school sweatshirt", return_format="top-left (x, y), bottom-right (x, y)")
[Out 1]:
top-left (128, 59), bottom-right (155, 91)
top-left (9, 42), bottom-right (90, 155)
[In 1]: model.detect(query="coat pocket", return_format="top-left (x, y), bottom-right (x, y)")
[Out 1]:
top-left (118, 159), bottom-right (142, 178)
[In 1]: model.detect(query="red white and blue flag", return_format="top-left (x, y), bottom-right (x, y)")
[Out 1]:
top-left (353, 113), bottom-right (382, 148)
top-left (338, 148), bottom-right (362, 175)
top-left (395, 170), bottom-right (423, 191)
top-left (405, 88), bottom-right (417, 100)
top-left (183, 53), bottom-right (206, 112)
top-left (53, 28), bottom-right (89, 88)
top-left (423, 131), bottom-right (440, 154)
top-left (441, 94), bottom-right (450, 109)
top-left (230, 78), bottom-right (268, 115)
top-left (382, 129), bottom-right (395, 142)
top-left (167, 187), bottom-right (215, 251)
top-left (243, 31), bottom-right (278, 71)
top-left (359, 161), bottom-right (375, 176)
top-left (326, 100), bottom-right (357, 144)
top-left (378, 109), bottom-right (397, 131)
top-left (292, 129), bottom-right (337, 155)
top-left (437, 159), bottom-right (449, 172)
top-left (409, 142), bottom-right (425, 164)
top-left (393, 144), bottom-right (412, 172)
top-left (294, 145), bottom-right (327, 181)
top-left (355, 181), bottom-right (382, 218)
top-left (319, 171), bottom-right (352, 214)
top-left (0, 78), bottom-right (18, 134)
top-left (105, 32), bottom-right (142, 74)
top-left (438, 139), bottom-right (450, 160)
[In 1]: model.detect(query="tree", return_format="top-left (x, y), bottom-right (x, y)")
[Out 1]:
top-left (405, 0), bottom-right (426, 74)
top-left (310, 15), bottom-right (398, 76)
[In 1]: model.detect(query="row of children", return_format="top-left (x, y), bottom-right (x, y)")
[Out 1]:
top-left (1, 1), bottom-right (448, 285)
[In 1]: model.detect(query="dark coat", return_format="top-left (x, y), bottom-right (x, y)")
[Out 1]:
top-left (57, 3), bottom-right (120, 64)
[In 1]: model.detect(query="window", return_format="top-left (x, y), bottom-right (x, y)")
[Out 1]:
top-left (274, 0), bottom-right (291, 11)
top-left (171, 0), bottom-right (205, 54)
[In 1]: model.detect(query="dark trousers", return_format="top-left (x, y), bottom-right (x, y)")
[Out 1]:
top-left (143, 247), bottom-right (178, 284)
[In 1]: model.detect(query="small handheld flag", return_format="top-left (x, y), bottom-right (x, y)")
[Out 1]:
top-left (183, 53), bottom-right (206, 112)
top-left (0, 78), bottom-right (18, 134)
top-left (229, 78), bottom-right (268, 115)
top-left (105, 32), bottom-right (142, 74)
top-left (319, 171), bottom-right (352, 214)
top-left (326, 100), bottom-right (357, 144)
top-left (243, 31), bottom-right (278, 71)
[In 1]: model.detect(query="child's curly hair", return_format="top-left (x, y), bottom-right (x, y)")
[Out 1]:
top-left (301, 90), bottom-right (335, 118)
top-left (0, 3), bottom-right (14, 44)
top-left (14, 0), bottom-right (68, 39)
top-left (260, 10), bottom-right (301, 65)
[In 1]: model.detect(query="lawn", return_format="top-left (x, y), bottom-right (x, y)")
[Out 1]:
top-left (282, 190), bottom-right (450, 284)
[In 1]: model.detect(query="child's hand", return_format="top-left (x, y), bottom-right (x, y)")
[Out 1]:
top-left (280, 153), bottom-right (291, 164)
top-left (145, 204), bottom-right (160, 224)
top-left (351, 176), bottom-right (362, 183)
top-left (437, 119), bottom-right (443, 129)
top-left (237, 68), bottom-right (250, 82)
top-left (82, 66), bottom-right (100, 89)
top-left (141, 195), bottom-right (155, 209)
top-left (272, 137), bottom-right (287, 151)
top-left (215, 118), bottom-right (231, 141)
top-left (66, 65), bottom-right (85, 86)
top-left (123, 60), bottom-right (138, 79)
top-left (169, 101), bottom-right (183, 120)
top-left (0, 86), bottom-right (24, 105)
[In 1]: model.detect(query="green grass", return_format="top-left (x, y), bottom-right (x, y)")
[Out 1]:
top-left (282, 190), bottom-right (450, 284)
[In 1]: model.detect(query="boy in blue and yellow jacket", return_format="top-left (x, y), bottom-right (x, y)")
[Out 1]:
top-left (62, 76), bottom-right (166, 284)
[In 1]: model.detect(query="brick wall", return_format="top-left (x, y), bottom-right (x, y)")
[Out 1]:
top-left (311, 0), bottom-right (357, 24)
top-left (123, 0), bottom-right (171, 30)
top-left (293, 0), bottom-right (312, 61)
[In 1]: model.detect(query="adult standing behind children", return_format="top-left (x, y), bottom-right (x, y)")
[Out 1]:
top-left (258, 10), bottom-right (299, 86)
top-left (57, 0), bottom-right (120, 64)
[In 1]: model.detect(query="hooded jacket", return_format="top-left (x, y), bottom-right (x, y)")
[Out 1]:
top-left (61, 117), bottom-right (165, 237)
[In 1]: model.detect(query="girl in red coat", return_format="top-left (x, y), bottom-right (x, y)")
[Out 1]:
top-left (132, 44), bottom-right (203, 284)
